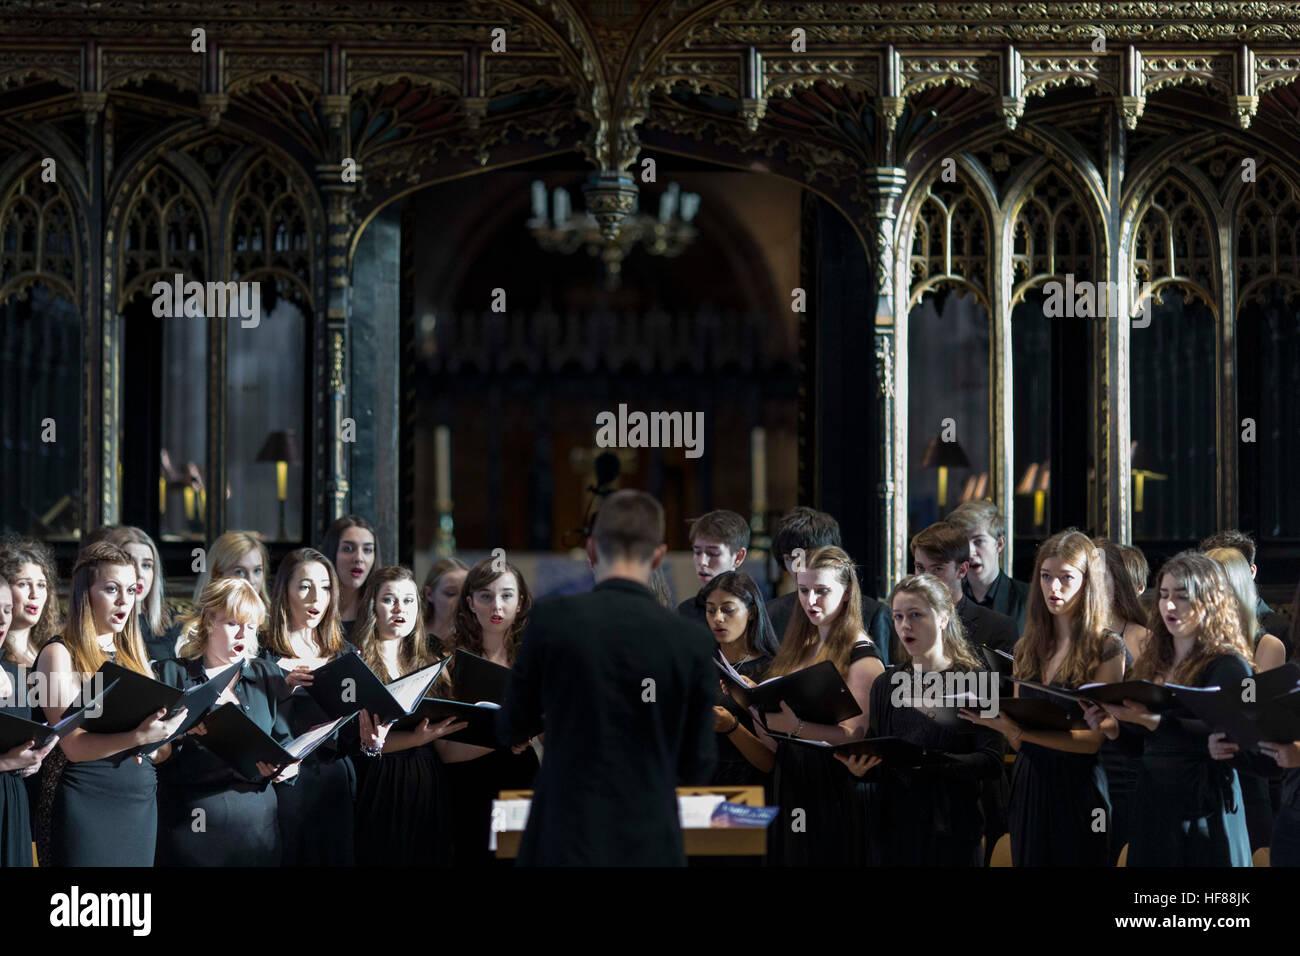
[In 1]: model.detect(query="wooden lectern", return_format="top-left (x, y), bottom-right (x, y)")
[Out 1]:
top-left (493, 784), bottom-right (768, 859)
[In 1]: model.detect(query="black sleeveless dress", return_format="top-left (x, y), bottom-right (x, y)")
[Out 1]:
top-left (270, 644), bottom-right (360, 866)
top-left (0, 659), bottom-right (34, 867)
top-left (352, 663), bottom-right (455, 866)
top-left (1096, 631), bottom-right (1139, 863)
top-left (868, 663), bottom-right (1005, 866)
top-left (770, 641), bottom-right (878, 866)
top-left (1008, 635), bottom-right (1124, 866)
top-left (153, 657), bottom-right (287, 866)
top-left (712, 654), bottom-right (774, 789)
top-left (34, 640), bottom-right (158, 867)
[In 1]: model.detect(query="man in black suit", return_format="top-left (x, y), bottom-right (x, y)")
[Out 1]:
top-left (947, 501), bottom-right (1031, 633)
top-left (675, 509), bottom-right (750, 625)
top-left (765, 507), bottom-right (896, 665)
top-left (497, 490), bottom-right (718, 866)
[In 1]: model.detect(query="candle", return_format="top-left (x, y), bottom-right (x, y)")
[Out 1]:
top-left (435, 426), bottom-right (451, 507)
top-left (681, 192), bottom-right (700, 223)
top-left (660, 182), bottom-right (679, 223)
top-left (276, 460), bottom-right (288, 501)
top-left (531, 180), bottom-right (547, 221)
top-left (183, 487), bottom-right (195, 521)
top-left (159, 476), bottom-right (167, 515)
top-left (553, 187), bottom-right (569, 226)
top-left (750, 427), bottom-right (767, 512)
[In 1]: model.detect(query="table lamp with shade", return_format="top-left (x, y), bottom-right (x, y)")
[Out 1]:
top-left (256, 429), bottom-right (302, 540)
top-left (1129, 440), bottom-right (1167, 514)
top-left (921, 435), bottom-right (971, 515)
top-left (1015, 460), bottom-right (1051, 527)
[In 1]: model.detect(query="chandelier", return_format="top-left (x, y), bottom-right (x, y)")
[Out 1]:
top-left (528, 179), bottom-right (700, 290)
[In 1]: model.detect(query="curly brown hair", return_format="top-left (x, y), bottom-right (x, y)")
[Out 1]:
top-left (0, 535), bottom-right (63, 658)
top-left (438, 558), bottom-right (533, 695)
top-left (1131, 551), bottom-right (1253, 686)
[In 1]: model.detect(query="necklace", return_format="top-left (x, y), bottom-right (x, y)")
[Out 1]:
top-left (725, 650), bottom-right (752, 668)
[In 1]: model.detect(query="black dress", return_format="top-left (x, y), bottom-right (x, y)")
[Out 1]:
top-left (353, 664), bottom-right (455, 866)
top-left (1097, 632), bottom-right (1139, 864)
top-left (868, 664), bottom-right (1005, 866)
top-left (0, 659), bottom-right (33, 867)
top-left (1238, 629), bottom-right (1280, 851)
top-left (153, 657), bottom-right (287, 866)
top-left (269, 645), bottom-right (360, 867)
top-left (34, 640), bottom-right (158, 867)
top-left (1127, 653), bottom-right (1253, 866)
top-left (770, 641), bottom-right (878, 866)
top-left (713, 654), bottom-right (773, 789)
top-left (1007, 636), bottom-right (1124, 866)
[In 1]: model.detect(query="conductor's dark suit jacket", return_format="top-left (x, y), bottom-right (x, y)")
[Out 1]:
top-left (496, 576), bottom-right (718, 866)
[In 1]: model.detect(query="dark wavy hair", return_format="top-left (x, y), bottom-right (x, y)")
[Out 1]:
top-left (450, 558), bottom-right (533, 664)
top-left (1132, 551), bottom-right (1252, 686)
top-left (699, 571), bottom-right (780, 658)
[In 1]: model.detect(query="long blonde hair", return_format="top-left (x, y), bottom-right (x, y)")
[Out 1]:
top-left (1013, 529), bottom-right (1112, 687)
top-left (176, 578), bottom-right (267, 661)
top-left (888, 573), bottom-right (981, 671)
top-left (766, 546), bottom-right (867, 679)
top-left (352, 566), bottom-right (437, 681)
top-left (1132, 551), bottom-right (1252, 685)
top-left (193, 531), bottom-right (271, 606)
top-left (61, 542), bottom-right (151, 678)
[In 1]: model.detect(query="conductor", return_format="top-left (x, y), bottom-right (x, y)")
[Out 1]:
top-left (497, 490), bottom-right (718, 865)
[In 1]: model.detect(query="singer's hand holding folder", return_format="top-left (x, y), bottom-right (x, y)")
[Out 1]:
top-left (715, 653), bottom-right (861, 726)
top-left (0, 677), bottom-right (119, 752)
top-left (943, 690), bottom-right (1086, 731)
top-left (81, 660), bottom-right (243, 759)
top-left (1169, 674), bottom-right (1300, 751)
top-left (1010, 676), bottom-right (1180, 712)
top-left (393, 649), bottom-right (539, 747)
top-left (195, 704), bottom-right (358, 780)
top-left (759, 731), bottom-right (950, 767)
top-left (303, 653), bottom-right (448, 723)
